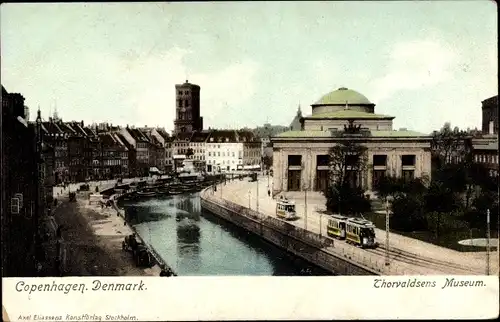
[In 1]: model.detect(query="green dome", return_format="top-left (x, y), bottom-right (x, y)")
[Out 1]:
top-left (314, 87), bottom-right (372, 105)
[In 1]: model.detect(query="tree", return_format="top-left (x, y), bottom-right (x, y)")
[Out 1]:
top-left (262, 155), bottom-right (273, 169)
top-left (431, 123), bottom-right (471, 168)
top-left (328, 140), bottom-right (368, 189)
top-left (186, 148), bottom-right (194, 158)
top-left (325, 123), bottom-right (370, 216)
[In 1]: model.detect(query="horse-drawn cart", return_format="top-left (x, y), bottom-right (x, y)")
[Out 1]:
top-left (122, 234), bottom-right (152, 267)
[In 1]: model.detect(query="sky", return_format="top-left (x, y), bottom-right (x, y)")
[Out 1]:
top-left (1, 1), bottom-right (497, 134)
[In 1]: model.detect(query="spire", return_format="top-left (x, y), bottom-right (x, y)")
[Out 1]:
top-left (36, 105), bottom-right (42, 123)
top-left (53, 100), bottom-right (59, 121)
top-left (297, 103), bottom-right (302, 116)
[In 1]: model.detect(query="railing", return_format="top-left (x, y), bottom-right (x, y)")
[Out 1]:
top-left (201, 188), bottom-right (444, 276)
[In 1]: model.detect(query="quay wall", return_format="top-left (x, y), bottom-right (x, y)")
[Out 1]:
top-left (200, 190), bottom-right (377, 276)
top-left (111, 191), bottom-right (177, 275)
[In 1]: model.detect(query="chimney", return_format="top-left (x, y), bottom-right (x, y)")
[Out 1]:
top-left (81, 120), bottom-right (84, 127)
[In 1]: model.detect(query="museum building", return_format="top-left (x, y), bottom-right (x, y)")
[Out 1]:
top-left (270, 87), bottom-right (432, 195)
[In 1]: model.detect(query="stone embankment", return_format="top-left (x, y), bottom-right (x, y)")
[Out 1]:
top-left (111, 191), bottom-right (177, 275)
top-left (44, 178), bottom-right (162, 276)
top-left (200, 187), bottom-right (377, 275)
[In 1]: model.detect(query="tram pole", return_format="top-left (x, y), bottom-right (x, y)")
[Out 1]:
top-left (256, 174), bottom-right (259, 213)
top-left (486, 208), bottom-right (490, 276)
top-left (385, 199), bottom-right (390, 266)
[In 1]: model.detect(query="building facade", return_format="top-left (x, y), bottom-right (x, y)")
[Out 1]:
top-left (173, 80), bottom-right (203, 135)
top-left (482, 95), bottom-right (498, 135)
top-left (205, 130), bottom-right (261, 173)
top-left (474, 95), bottom-right (498, 177)
top-left (270, 87), bottom-right (432, 194)
top-left (2, 86), bottom-right (53, 277)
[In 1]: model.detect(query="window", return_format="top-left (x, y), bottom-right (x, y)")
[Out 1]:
top-left (402, 155), bottom-right (416, 166)
top-left (373, 155), bottom-right (387, 167)
top-left (316, 155), bottom-right (329, 167)
top-left (288, 155), bottom-right (302, 167)
top-left (232, 152), bottom-right (235, 157)
top-left (402, 170), bottom-right (414, 183)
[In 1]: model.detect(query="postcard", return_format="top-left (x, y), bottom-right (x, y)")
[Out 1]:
top-left (1, 1), bottom-right (498, 321)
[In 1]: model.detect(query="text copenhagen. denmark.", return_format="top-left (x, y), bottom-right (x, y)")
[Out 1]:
top-left (15, 280), bottom-right (147, 295)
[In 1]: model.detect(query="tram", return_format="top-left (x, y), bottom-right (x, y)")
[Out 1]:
top-left (345, 218), bottom-right (377, 248)
top-left (326, 214), bottom-right (348, 239)
top-left (276, 198), bottom-right (297, 220)
top-left (326, 215), bottom-right (377, 248)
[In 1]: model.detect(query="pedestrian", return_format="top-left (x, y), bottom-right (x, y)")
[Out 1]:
top-left (267, 189), bottom-right (271, 197)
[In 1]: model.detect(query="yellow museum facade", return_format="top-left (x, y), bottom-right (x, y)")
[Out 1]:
top-left (270, 87), bottom-right (432, 194)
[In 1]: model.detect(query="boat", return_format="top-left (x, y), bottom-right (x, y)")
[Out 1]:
top-left (136, 191), bottom-right (157, 197)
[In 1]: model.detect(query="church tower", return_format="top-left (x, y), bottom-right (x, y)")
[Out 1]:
top-left (173, 80), bottom-right (203, 135)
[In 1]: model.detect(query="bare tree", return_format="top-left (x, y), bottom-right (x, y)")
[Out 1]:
top-left (325, 122), bottom-right (371, 216)
top-left (431, 122), bottom-right (472, 166)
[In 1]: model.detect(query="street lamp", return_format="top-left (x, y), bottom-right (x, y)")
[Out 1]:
top-left (385, 198), bottom-right (390, 266)
top-left (486, 208), bottom-right (490, 275)
top-left (256, 174), bottom-right (259, 213)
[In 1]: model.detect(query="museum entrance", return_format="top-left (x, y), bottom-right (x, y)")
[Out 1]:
top-left (315, 170), bottom-right (328, 192)
top-left (287, 170), bottom-right (301, 191)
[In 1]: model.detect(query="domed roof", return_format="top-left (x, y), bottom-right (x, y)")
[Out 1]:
top-left (314, 87), bottom-right (372, 105)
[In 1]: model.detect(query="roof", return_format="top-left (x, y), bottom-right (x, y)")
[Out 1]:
top-left (305, 110), bottom-right (393, 120)
top-left (127, 128), bottom-right (150, 142)
top-left (175, 80), bottom-right (200, 89)
top-left (155, 128), bottom-right (171, 141)
top-left (208, 130), bottom-right (238, 143)
top-left (173, 132), bottom-right (193, 141)
top-left (274, 129), bottom-right (429, 138)
top-left (58, 122), bottom-right (77, 135)
top-left (236, 130), bottom-right (259, 143)
top-left (42, 121), bottom-right (62, 135)
top-left (116, 133), bottom-right (134, 150)
top-left (314, 87), bottom-right (372, 105)
top-left (290, 106), bottom-right (303, 131)
top-left (190, 130), bottom-right (210, 142)
top-left (481, 95), bottom-right (498, 106)
top-left (83, 126), bottom-right (96, 137)
top-left (99, 133), bottom-right (127, 150)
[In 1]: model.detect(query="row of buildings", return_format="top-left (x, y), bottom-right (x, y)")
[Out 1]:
top-left (2, 85), bottom-right (53, 277)
top-left (36, 116), bottom-right (263, 184)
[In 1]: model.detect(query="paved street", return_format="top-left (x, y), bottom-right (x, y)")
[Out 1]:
top-left (210, 175), bottom-right (499, 275)
top-left (48, 179), bottom-right (159, 276)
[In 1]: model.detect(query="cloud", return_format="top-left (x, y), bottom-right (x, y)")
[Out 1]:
top-left (368, 40), bottom-right (458, 103)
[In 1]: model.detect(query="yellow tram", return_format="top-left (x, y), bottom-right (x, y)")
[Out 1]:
top-left (327, 214), bottom-right (348, 239)
top-left (345, 218), bottom-right (377, 248)
top-left (276, 198), bottom-right (297, 220)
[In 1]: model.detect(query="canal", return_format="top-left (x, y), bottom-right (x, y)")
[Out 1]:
top-left (119, 192), bottom-right (330, 276)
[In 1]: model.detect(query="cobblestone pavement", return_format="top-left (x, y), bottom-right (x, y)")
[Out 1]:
top-left (46, 178), bottom-right (159, 276)
top-left (210, 175), bottom-right (499, 275)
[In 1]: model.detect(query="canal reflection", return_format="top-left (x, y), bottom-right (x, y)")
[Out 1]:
top-left (121, 192), bottom-right (330, 276)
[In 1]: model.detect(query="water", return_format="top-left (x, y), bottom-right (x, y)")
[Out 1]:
top-left (119, 193), bottom-right (329, 276)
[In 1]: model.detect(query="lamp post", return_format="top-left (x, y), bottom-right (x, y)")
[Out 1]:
top-left (248, 190), bottom-right (251, 209)
top-left (385, 198), bottom-right (390, 266)
top-left (318, 208), bottom-right (323, 237)
top-left (256, 174), bottom-right (259, 213)
top-left (486, 208), bottom-right (490, 275)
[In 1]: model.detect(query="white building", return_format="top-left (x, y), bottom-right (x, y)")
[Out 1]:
top-left (205, 130), bottom-right (261, 173)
